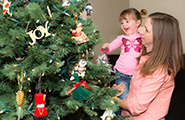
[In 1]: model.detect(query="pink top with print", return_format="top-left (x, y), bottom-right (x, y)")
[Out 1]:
top-left (122, 55), bottom-right (174, 120)
top-left (100, 34), bottom-right (142, 75)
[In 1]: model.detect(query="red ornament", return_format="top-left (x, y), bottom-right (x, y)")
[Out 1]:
top-left (34, 93), bottom-right (48, 118)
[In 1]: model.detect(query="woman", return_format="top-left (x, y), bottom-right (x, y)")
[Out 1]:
top-left (113, 12), bottom-right (184, 120)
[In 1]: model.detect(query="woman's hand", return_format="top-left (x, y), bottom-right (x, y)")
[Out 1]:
top-left (113, 83), bottom-right (128, 110)
top-left (113, 83), bottom-right (125, 99)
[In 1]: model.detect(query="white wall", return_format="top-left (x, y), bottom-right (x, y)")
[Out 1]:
top-left (88, 0), bottom-right (129, 63)
top-left (130, 0), bottom-right (185, 53)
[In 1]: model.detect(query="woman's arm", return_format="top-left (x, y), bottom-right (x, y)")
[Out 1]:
top-left (118, 99), bottom-right (128, 111)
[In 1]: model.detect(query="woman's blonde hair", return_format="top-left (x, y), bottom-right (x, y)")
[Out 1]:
top-left (140, 12), bottom-right (184, 77)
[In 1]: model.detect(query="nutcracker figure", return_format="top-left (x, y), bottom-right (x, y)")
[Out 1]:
top-left (34, 93), bottom-right (48, 120)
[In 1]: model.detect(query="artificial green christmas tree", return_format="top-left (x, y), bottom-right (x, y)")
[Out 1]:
top-left (0, 0), bottom-right (125, 119)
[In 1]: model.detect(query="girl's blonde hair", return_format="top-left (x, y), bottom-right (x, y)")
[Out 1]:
top-left (118, 8), bottom-right (142, 26)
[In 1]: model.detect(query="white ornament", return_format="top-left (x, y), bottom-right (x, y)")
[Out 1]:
top-left (47, 6), bottom-right (52, 18)
top-left (100, 110), bottom-right (114, 120)
top-left (27, 21), bottom-right (55, 45)
top-left (97, 54), bottom-right (108, 65)
top-left (97, 54), bottom-right (114, 73)
top-left (78, 59), bottom-right (87, 67)
top-left (62, 0), bottom-right (70, 6)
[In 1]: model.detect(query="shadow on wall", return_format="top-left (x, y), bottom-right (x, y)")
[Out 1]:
top-left (107, 54), bottom-right (185, 120)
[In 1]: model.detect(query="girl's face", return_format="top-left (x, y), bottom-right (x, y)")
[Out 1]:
top-left (138, 17), bottom-right (153, 52)
top-left (120, 15), bottom-right (141, 35)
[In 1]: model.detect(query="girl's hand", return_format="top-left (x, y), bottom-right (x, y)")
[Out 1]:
top-left (101, 43), bottom-right (110, 51)
top-left (113, 83), bottom-right (125, 97)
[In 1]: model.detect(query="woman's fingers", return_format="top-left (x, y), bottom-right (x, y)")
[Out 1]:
top-left (113, 83), bottom-right (125, 97)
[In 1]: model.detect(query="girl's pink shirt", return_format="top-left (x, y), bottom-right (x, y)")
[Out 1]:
top-left (100, 34), bottom-right (142, 75)
top-left (122, 55), bottom-right (175, 120)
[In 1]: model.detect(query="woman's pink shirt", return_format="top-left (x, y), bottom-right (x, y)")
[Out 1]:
top-left (122, 55), bottom-right (175, 120)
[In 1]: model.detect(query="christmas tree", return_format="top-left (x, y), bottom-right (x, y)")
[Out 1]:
top-left (0, 0), bottom-right (125, 119)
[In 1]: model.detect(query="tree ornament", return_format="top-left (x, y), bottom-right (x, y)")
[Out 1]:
top-left (16, 90), bottom-right (24, 108)
top-left (105, 116), bottom-right (113, 120)
top-left (16, 90), bottom-right (24, 120)
top-left (85, 3), bottom-right (93, 16)
top-left (62, 0), bottom-right (70, 6)
top-left (16, 71), bottom-right (25, 120)
top-left (97, 54), bottom-right (109, 65)
top-left (70, 59), bottom-right (87, 80)
top-left (15, 56), bottom-right (25, 61)
top-left (70, 23), bottom-right (89, 44)
top-left (26, 21), bottom-right (55, 45)
top-left (34, 93), bottom-right (48, 120)
top-left (35, 30), bottom-right (42, 38)
top-left (68, 73), bottom-right (92, 101)
top-left (101, 110), bottom-right (114, 120)
top-left (47, 6), bottom-right (52, 18)
top-left (1, 0), bottom-right (12, 16)
top-left (97, 54), bottom-right (114, 73)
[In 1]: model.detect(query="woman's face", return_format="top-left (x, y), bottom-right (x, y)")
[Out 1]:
top-left (138, 17), bottom-right (153, 52)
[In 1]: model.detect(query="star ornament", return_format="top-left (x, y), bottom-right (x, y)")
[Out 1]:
top-left (2, 0), bottom-right (12, 16)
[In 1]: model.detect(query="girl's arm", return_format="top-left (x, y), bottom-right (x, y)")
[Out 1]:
top-left (100, 36), bottom-right (123, 54)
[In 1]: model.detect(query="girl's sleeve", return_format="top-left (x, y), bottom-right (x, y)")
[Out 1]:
top-left (100, 36), bottom-right (123, 54)
top-left (126, 69), bottom-right (172, 115)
